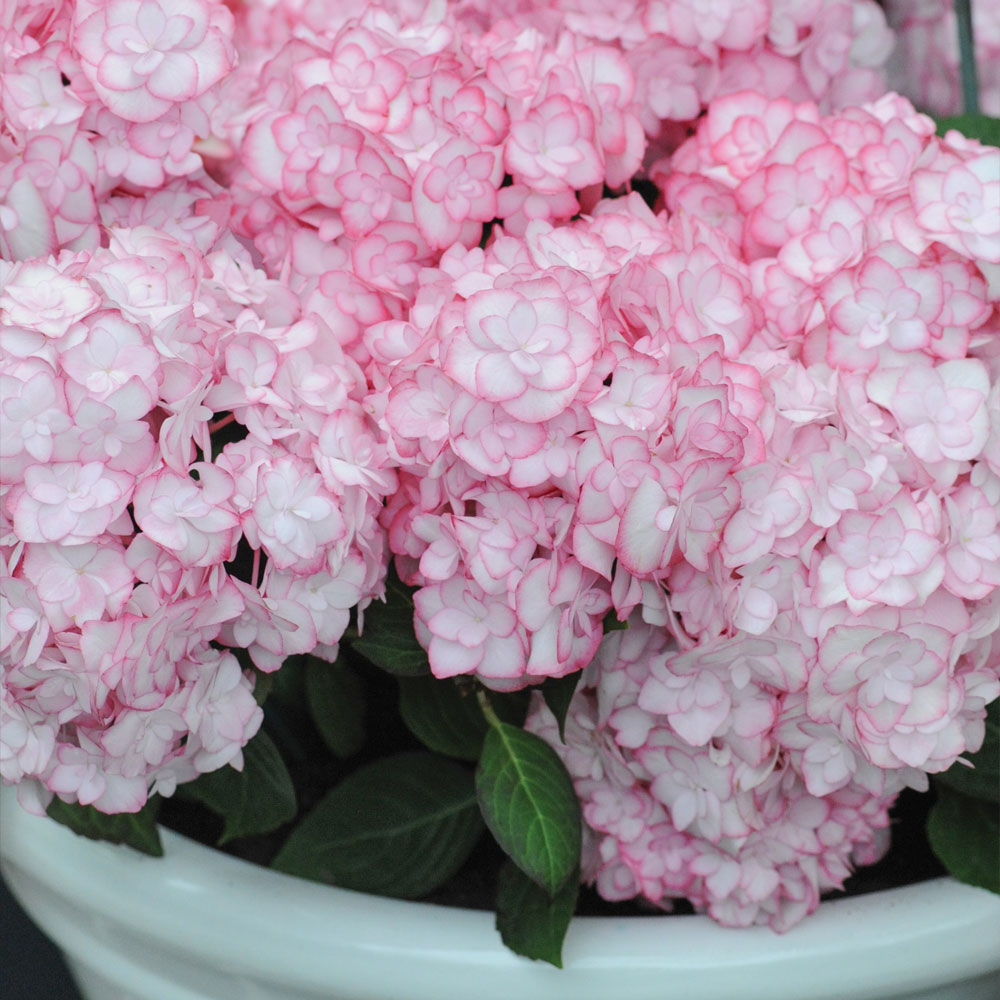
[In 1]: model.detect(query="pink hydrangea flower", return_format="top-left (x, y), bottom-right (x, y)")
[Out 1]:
top-left (2, 0), bottom-right (997, 938)
top-left (412, 137), bottom-right (502, 250)
top-left (74, 0), bottom-right (236, 123)
top-left (442, 278), bottom-right (600, 423)
top-left (505, 94), bottom-right (604, 194)
top-left (133, 464), bottom-right (240, 568)
top-left (814, 491), bottom-right (945, 613)
top-left (414, 575), bottom-right (528, 681)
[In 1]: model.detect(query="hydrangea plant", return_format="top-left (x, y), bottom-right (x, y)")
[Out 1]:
top-left (2, 0), bottom-right (997, 966)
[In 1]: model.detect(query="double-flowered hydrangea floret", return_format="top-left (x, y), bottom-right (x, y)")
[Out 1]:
top-left (1, 225), bottom-right (394, 814)
top-left (2, 0), bottom-right (998, 938)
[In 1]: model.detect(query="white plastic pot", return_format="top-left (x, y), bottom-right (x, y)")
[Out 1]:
top-left (1, 787), bottom-right (998, 1000)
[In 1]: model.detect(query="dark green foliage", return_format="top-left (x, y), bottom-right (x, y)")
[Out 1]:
top-left (927, 784), bottom-right (999, 895)
top-left (495, 859), bottom-right (580, 968)
top-left (47, 796), bottom-right (163, 857)
top-left (351, 568), bottom-right (430, 676)
top-left (304, 655), bottom-right (366, 759)
top-left (177, 731), bottom-right (297, 845)
top-left (476, 720), bottom-right (581, 896)
top-left (271, 752), bottom-right (483, 899)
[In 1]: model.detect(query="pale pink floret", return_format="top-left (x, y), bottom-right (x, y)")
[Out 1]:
top-left (414, 575), bottom-right (528, 681)
top-left (133, 464), bottom-right (239, 567)
top-left (74, 0), bottom-right (236, 123)
top-left (60, 311), bottom-right (161, 402)
top-left (505, 94), bottom-right (604, 194)
top-left (722, 463), bottom-right (810, 568)
top-left (443, 279), bottom-right (600, 423)
top-left (244, 456), bottom-right (346, 571)
top-left (824, 251), bottom-right (943, 365)
top-left (175, 646), bottom-right (264, 773)
top-left (803, 433), bottom-right (878, 530)
top-left (514, 557), bottom-right (610, 679)
top-left (809, 624), bottom-right (963, 770)
top-left (294, 28), bottom-right (411, 134)
top-left (618, 458), bottom-right (738, 575)
top-left (217, 579), bottom-right (319, 674)
top-left (779, 194), bottom-right (867, 284)
top-left (412, 137), bottom-right (502, 250)
top-left (814, 492), bottom-right (944, 613)
top-left (867, 360), bottom-right (991, 468)
top-left (9, 462), bottom-right (133, 545)
top-left (942, 470), bottom-right (1000, 601)
top-left (0, 262), bottom-right (100, 340)
top-left (911, 149), bottom-right (1000, 264)
top-left (2, 50), bottom-right (87, 131)
top-left (0, 695), bottom-right (58, 787)
top-left (644, 0), bottom-right (770, 52)
top-left (0, 363), bottom-right (72, 472)
top-left (22, 541), bottom-right (132, 631)
top-left (46, 739), bottom-right (149, 813)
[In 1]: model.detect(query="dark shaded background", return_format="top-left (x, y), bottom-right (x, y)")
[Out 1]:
top-left (1, 869), bottom-right (83, 1000)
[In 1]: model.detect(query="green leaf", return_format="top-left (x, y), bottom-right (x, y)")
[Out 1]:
top-left (540, 672), bottom-right (581, 743)
top-left (476, 721), bottom-right (581, 896)
top-left (399, 675), bottom-right (488, 761)
top-left (495, 859), bottom-right (580, 968)
top-left (178, 731), bottom-right (297, 845)
top-left (934, 114), bottom-right (1000, 147)
top-left (489, 687), bottom-right (533, 728)
top-left (268, 652), bottom-right (307, 705)
top-left (928, 784), bottom-right (999, 895)
top-left (304, 655), bottom-right (366, 759)
top-left (46, 796), bottom-right (163, 857)
top-left (351, 567), bottom-right (430, 677)
top-left (934, 700), bottom-right (999, 802)
top-left (271, 752), bottom-right (483, 899)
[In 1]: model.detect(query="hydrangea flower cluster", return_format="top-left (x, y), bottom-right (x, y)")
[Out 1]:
top-left (884, 0), bottom-right (1000, 117)
top-left (370, 89), bottom-right (999, 927)
top-left (2, 0), bottom-right (998, 934)
top-left (1, 217), bottom-right (393, 813)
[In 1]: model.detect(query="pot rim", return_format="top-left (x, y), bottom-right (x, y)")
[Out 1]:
top-left (2, 785), bottom-right (999, 1000)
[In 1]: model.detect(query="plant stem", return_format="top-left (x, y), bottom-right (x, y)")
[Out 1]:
top-left (477, 688), bottom-right (502, 729)
top-left (955, 0), bottom-right (980, 116)
top-left (208, 413), bottom-right (236, 434)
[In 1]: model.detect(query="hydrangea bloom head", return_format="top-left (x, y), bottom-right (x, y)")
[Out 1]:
top-left (2, 0), bottom-right (997, 937)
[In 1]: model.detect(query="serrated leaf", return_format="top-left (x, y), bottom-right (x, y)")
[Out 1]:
top-left (304, 655), bottom-right (366, 759)
top-left (496, 859), bottom-right (579, 967)
top-left (928, 785), bottom-right (999, 895)
top-left (476, 721), bottom-right (581, 896)
top-left (46, 796), bottom-right (163, 857)
top-left (934, 700), bottom-right (999, 802)
top-left (178, 731), bottom-right (296, 845)
top-left (351, 568), bottom-right (429, 677)
top-left (271, 752), bottom-right (483, 899)
top-left (935, 114), bottom-right (1000, 147)
top-left (541, 672), bottom-right (582, 743)
top-left (399, 675), bottom-right (488, 761)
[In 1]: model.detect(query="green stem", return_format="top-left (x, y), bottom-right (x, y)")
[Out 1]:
top-left (955, 0), bottom-right (980, 116)
top-left (476, 687), bottom-right (502, 729)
